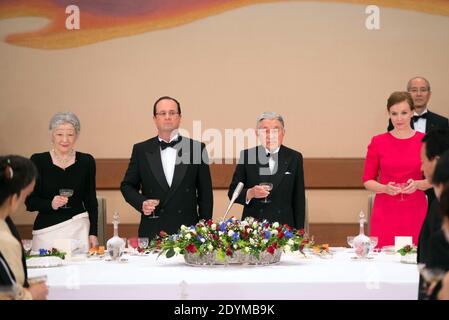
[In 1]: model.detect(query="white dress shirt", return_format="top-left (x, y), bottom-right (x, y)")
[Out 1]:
top-left (413, 109), bottom-right (428, 133)
top-left (158, 134), bottom-right (179, 187)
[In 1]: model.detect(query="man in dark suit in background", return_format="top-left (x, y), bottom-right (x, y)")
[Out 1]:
top-left (228, 112), bottom-right (305, 229)
top-left (388, 76), bottom-right (449, 133)
top-left (121, 96), bottom-right (213, 240)
top-left (418, 128), bottom-right (449, 299)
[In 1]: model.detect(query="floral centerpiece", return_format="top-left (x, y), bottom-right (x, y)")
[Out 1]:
top-left (149, 216), bottom-right (311, 266)
top-left (397, 245), bottom-right (417, 264)
top-left (26, 248), bottom-right (66, 260)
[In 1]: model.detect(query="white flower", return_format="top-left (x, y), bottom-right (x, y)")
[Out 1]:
top-left (262, 239), bottom-right (268, 245)
top-left (271, 229), bottom-right (278, 236)
top-left (211, 224), bottom-right (216, 230)
top-left (185, 233), bottom-right (191, 240)
top-left (219, 231), bottom-right (224, 236)
top-left (200, 238), bottom-right (206, 243)
top-left (252, 222), bottom-right (258, 228)
top-left (174, 247), bottom-right (181, 254)
top-left (253, 230), bottom-right (258, 235)
top-left (233, 244), bottom-right (238, 249)
top-left (287, 239), bottom-right (294, 246)
top-left (249, 238), bottom-right (255, 245)
top-left (241, 221), bottom-right (248, 227)
top-left (228, 230), bottom-right (234, 237)
top-left (207, 244), bottom-right (213, 251)
top-left (244, 247), bottom-right (250, 253)
top-left (202, 227), bottom-right (208, 233)
top-left (284, 245), bottom-right (291, 252)
top-left (181, 225), bottom-right (188, 231)
top-left (272, 222), bottom-right (279, 228)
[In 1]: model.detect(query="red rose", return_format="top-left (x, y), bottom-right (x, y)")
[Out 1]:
top-left (159, 230), bottom-right (168, 238)
top-left (277, 232), bottom-right (284, 239)
top-left (206, 220), bottom-right (213, 226)
top-left (267, 245), bottom-right (275, 255)
top-left (298, 229), bottom-right (305, 235)
top-left (186, 244), bottom-right (197, 253)
top-left (156, 240), bottom-right (161, 249)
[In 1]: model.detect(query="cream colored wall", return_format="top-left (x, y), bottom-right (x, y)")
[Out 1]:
top-left (2, 2), bottom-right (448, 225)
top-left (10, 189), bottom-right (371, 225)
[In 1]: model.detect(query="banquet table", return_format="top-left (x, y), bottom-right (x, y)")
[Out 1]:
top-left (28, 249), bottom-right (419, 300)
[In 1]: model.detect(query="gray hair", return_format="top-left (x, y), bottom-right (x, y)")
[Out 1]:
top-left (49, 112), bottom-right (81, 135)
top-left (256, 112), bottom-right (285, 129)
top-left (407, 76), bottom-right (431, 92)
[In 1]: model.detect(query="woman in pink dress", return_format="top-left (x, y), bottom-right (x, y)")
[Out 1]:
top-left (363, 91), bottom-right (430, 248)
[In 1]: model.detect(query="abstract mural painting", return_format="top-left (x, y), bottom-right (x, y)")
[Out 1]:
top-left (0, 0), bottom-right (448, 49)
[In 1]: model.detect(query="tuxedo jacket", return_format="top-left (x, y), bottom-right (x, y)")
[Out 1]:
top-left (228, 145), bottom-right (305, 229)
top-left (120, 136), bottom-right (213, 239)
top-left (387, 110), bottom-right (449, 133)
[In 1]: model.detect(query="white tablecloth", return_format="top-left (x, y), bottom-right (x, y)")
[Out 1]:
top-left (28, 249), bottom-right (419, 300)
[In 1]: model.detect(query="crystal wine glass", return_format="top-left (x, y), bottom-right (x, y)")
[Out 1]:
top-left (347, 236), bottom-right (355, 248)
top-left (22, 239), bottom-right (32, 254)
top-left (259, 182), bottom-right (273, 204)
top-left (395, 183), bottom-right (408, 201)
top-left (370, 236), bottom-right (379, 253)
top-left (59, 188), bottom-right (74, 208)
top-left (146, 199), bottom-right (160, 219)
top-left (127, 237), bottom-right (139, 254)
top-left (138, 237), bottom-right (149, 252)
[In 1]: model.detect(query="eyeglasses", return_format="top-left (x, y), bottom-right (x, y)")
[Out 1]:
top-left (155, 111), bottom-right (180, 117)
top-left (409, 88), bottom-right (429, 94)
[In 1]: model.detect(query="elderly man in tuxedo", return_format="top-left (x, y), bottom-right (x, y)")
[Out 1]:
top-left (121, 96), bottom-right (213, 239)
top-left (388, 76), bottom-right (448, 132)
top-left (228, 112), bottom-right (305, 229)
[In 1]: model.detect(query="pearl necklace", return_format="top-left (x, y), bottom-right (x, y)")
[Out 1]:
top-left (51, 149), bottom-right (75, 167)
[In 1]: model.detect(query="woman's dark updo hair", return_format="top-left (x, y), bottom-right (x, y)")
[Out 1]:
top-left (0, 155), bottom-right (37, 205)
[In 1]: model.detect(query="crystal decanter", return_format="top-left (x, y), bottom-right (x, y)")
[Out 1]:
top-left (106, 212), bottom-right (125, 260)
top-left (352, 210), bottom-right (371, 258)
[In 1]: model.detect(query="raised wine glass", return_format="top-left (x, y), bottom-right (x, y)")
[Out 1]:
top-left (259, 182), bottom-right (273, 204)
top-left (146, 199), bottom-right (160, 219)
top-left (59, 188), bottom-right (73, 208)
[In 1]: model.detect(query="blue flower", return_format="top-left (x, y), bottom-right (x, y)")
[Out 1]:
top-left (189, 225), bottom-right (196, 230)
top-left (285, 231), bottom-right (293, 238)
top-left (220, 223), bottom-right (227, 232)
top-left (232, 233), bottom-right (240, 242)
top-left (226, 218), bottom-right (233, 223)
top-left (264, 231), bottom-right (271, 239)
top-left (39, 249), bottom-right (47, 256)
top-left (197, 235), bottom-right (204, 242)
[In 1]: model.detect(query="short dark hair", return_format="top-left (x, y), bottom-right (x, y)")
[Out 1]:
top-left (387, 91), bottom-right (414, 111)
top-left (0, 155), bottom-right (37, 205)
top-left (432, 150), bottom-right (449, 186)
top-left (153, 96), bottom-right (181, 116)
top-left (422, 128), bottom-right (449, 160)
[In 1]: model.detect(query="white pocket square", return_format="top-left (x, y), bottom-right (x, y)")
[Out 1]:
top-left (285, 171), bottom-right (291, 175)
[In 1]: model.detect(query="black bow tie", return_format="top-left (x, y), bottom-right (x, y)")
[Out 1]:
top-left (413, 113), bottom-right (427, 122)
top-left (159, 137), bottom-right (182, 150)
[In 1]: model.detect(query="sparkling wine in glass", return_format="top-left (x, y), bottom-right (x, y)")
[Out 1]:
top-left (146, 199), bottom-right (160, 219)
top-left (370, 236), bottom-right (379, 253)
top-left (59, 188), bottom-right (74, 208)
top-left (259, 182), bottom-right (273, 204)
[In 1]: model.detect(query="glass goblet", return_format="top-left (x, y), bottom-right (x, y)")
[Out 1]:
top-left (146, 199), bottom-right (161, 219)
top-left (59, 188), bottom-right (74, 208)
top-left (138, 237), bottom-right (149, 253)
top-left (259, 182), bottom-right (273, 204)
top-left (22, 239), bottom-right (32, 254)
top-left (347, 236), bottom-right (355, 248)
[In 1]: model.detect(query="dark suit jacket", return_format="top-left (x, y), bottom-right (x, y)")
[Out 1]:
top-left (228, 145), bottom-right (305, 229)
top-left (120, 136), bottom-right (213, 239)
top-left (387, 110), bottom-right (449, 133)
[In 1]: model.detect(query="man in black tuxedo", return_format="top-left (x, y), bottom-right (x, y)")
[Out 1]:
top-left (388, 77), bottom-right (449, 133)
top-left (228, 112), bottom-right (305, 229)
top-left (121, 96), bottom-right (213, 240)
top-left (418, 129), bottom-right (449, 299)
